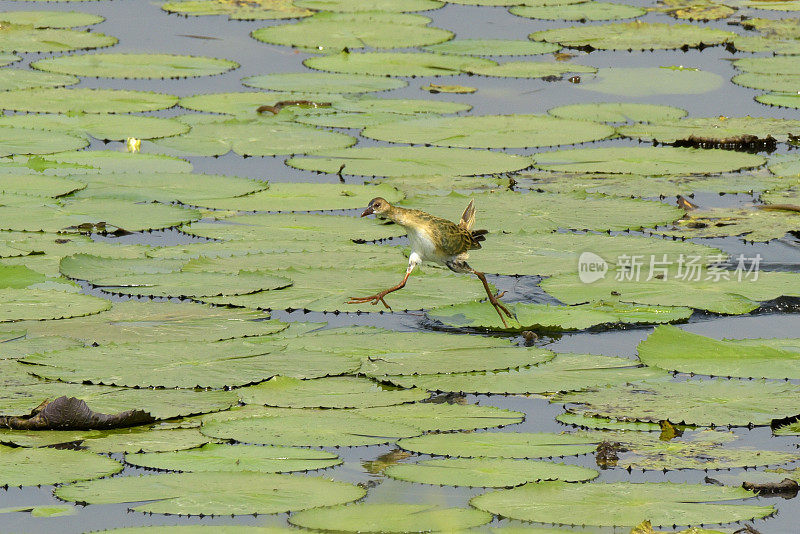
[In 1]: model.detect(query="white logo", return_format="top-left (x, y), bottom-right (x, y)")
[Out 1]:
top-left (578, 252), bottom-right (608, 284)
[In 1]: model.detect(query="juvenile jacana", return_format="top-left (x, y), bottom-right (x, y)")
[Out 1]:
top-left (348, 197), bottom-right (514, 327)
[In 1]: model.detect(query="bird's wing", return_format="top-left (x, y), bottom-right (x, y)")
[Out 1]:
top-left (459, 199), bottom-right (476, 231)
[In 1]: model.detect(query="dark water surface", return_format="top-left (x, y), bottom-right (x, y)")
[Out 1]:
top-left (1, 0), bottom-right (799, 532)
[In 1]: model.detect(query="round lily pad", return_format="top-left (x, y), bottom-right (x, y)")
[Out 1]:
top-left (242, 72), bottom-right (406, 93)
top-left (471, 481), bottom-right (773, 526)
top-left (0, 69), bottom-right (79, 91)
top-left (287, 146), bottom-right (532, 177)
top-left (0, 288), bottom-right (110, 322)
top-left (530, 22), bottom-right (735, 50)
top-left (733, 35), bottom-right (800, 55)
top-left (293, 0), bottom-right (444, 12)
top-left (424, 38), bottom-right (560, 56)
top-left (465, 60), bottom-right (596, 78)
top-left (0, 24), bottom-right (116, 53)
top-left (397, 432), bottom-right (599, 458)
top-left (531, 146), bottom-right (765, 175)
top-left (511, 2), bottom-right (645, 21)
top-left (251, 18), bottom-right (453, 50)
top-left (734, 55), bottom-right (800, 76)
top-left (0, 88), bottom-right (178, 114)
top-left (362, 114), bottom-right (614, 148)
top-left (356, 403), bottom-right (523, 432)
top-left (385, 458), bottom-right (598, 487)
top-left (32, 53), bottom-right (239, 79)
top-left (0, 126), bottom-right (87, 157)
top-left (579, 67), bottom-right (724, 96)
top-left (304, 51), bottom-right (497, 77)
top-left (548, 102), bottom-right (688, 123)
top-left (55, 471), bottom-right (366, 515)
top-left (161, 0), bottom-right (314, 20)
top-left (6, 150), bottom-right (193, 175)
top-left (0, 444), bottom-right (122, 486)
top-left (238, 376), bottom-right (429, 408)
top-left (0, 114), bottom-right (189, 142)
top-left (732, 72), bottom-right (800, 93)
top-left (757, 92), bottom-right (800, 109)
top-left (126, 443), bottom-right (342, 473)
top-left (178, 91), bottom-right (344, 116)
top-left (0, 10), bottom-right (104, 28)
top-left (619, 116), bottom-right (800, 144)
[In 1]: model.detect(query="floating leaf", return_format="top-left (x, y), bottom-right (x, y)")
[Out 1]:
top-left (385, 457), bottom-right (598, 487)
top-left (732, 72), bottom-right (800, 93)
top-left (161, 0), bottom-right (313, 20)
top-left (578, 67), bottom-right (723, 96)
top-left (0, 114), bottom-right (189, 142)
top-left (362, 114), bottom-right (614, 148)
top-left (242, 72), bottom-right (406, 93)
top-left (732, 35), bottom-right (800, 55)
top-left (0, 426), bottom-right (213, 453)
top-left (757, 92), bottom-right (800, 109)
top-left (0, 69), bottom-right (78, 91)
top-left (471, 481), bottom-right (773, 526)
top-left (0, 88), bottom-right (178, 113)
top-left (619, 117), bottom-right (800, 144)
top-left (0, 505), bottom-right (76, 518)
top-left (548, 102), bottom-right (688, 123)
top-left (0, 126), bottom-right (87, 157)
top-left (4, 150), bottom-right (192, 175)
top-left (126, 443), bottom-right (341, 473)
top-left (0, 24), bottom-right (116, 53)
top-left (356, 403), bottom-right (523, 432)
top-left (55, 472), bottom-right (365, 515)
top-left (0, 335), bottom-right (82, 360)
top-left (0, 288), bottom-right (110, 321)
top-left (0, 10), bottom-right (104, 28)
top-left (0, 444), bottom-right (122, 486)
top-left (511, 2), bottom-right (645, 21)
top-left (33, 53), bottom-right (238, 79)
top-left (424, 38), bottom-right (560, 56)
top-left (304, 51), bottom-right (497, 77)
top-left (238, 376), bottom-right (429, 408)
top-left (289, 503), bottom-right (492, 533)
top-left (662, 205), bottom-right (800, 242)
top-left (530, 22), bottom-right (735, 50)
top-left (465, 60), bottom-right (595, 78)
top-left (397, 431), bottom-right (599, 458)
top-left (293, 0), bottom-right (444, 12)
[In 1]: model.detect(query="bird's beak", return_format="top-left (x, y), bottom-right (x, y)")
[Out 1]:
top-left (361, 206), bottom-right (374, 217)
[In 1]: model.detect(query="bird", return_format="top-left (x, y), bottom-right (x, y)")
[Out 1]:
top-left (347, 197), bottom-right (515, 327)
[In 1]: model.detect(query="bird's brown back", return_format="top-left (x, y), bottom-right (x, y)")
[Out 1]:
top-left (399, 208), bottom-right (484, 256)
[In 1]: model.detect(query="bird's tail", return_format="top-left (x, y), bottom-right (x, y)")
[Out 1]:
top-left (459, 199), bottom-right (476, 231)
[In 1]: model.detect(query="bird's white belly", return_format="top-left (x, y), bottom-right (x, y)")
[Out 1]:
top-left (407, 228), bottom-right (443, 264)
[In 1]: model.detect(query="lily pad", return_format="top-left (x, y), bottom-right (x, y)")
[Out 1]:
top-left (0, 444), bottom-right (122, 486)
top-left (424, 38), bottom-right (560, 56)
top-left (251, 17), bottom-right (453, 50)
top-left (732, 35), bottom-right (800, 55)
top-left (511, 2), bottom-right (645, 21)
top-left (293, 0), bottom-right (444, 11)
top-left (734, 55), bottom-right (800, 76)
top-left (161, 0), bottom-right (313, 20)
top-left (126, 443), bottom-right (341, 473)
top-left (397, 431), bottom-right (600, 458)
top-left (55, 471), bottom-right (365, 515)
top-left (662, 205), bottom-right (800, 242)
top-left (554, 378), bottom-right (800, 426)
top-left (465, 60), bottom-right (596, 78)
top-left (362, 114), bottom-right (614, 148)
top-left (757, 92), bottom-right (800, 109)
top-left (0, 114), bottom-right (189, 142)
top-left (0, 69), bottom-right (79, 91)
top-left (732, 72), bottom-right (800, 93)
top-left (0, 426), bottom-right (213, 453)
top-left (0, 126), bottom-right (87, 157)
top-left (289, 503), bottom-right (491, 533)
top-left (242, 72), bottom-right (406, 93)
top-left (530, 22), bottom-right (735, 50)
top-left (0, 24), bottom-right (116, 53)
top-left (33, 53), bottom-right (238, 79)
top-left (0, 335), bottom-right (83, 360)
top-left (531, 146), bottom-right (765, 175)
top-left (3, 150), bottom-right (192, 175)
top-left (471, 481), bottom-right (773, 526)
top-left (356, 403), bottom-right (524, 432)
top-left (0, 288), bottom-right (110, 321)
top-left (619, 116), bottom-right (800, 144)
top-left (385, 457), bottom-right (598, 487)
top-left (388, 353), bottom-right (667, 395)
top-left (637, 325), bottom-right (800, 379)
top-left (428, 301), bottom-right (692, 331)
top-left (578, 67), bottom-right (724, 97)
top-left (238, 376), bottom-right (429, 408)
top-left (304, 51), bottom-right (497, 77)
top-left (0, 10), bottom-right (104, 28)
top-left (548, 102), bottom-right (688, 123)
top-left (0, 88), bottom-right (178, 114)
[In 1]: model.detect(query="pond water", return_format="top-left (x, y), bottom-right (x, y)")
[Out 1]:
top-left (1, 0), bottom-right (799, 532)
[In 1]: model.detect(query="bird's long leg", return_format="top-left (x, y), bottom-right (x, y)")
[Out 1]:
top-left (472, 270), bottom-right (514, 328)
top-left (348, 258), bottom-right (418, 310)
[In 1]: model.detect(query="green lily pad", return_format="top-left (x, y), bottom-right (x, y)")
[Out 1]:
top-left (656, 0), bottom-right (735, 21)
top-left (424, 38), bottom-right (560, 56)
top-left (388, 353), bottom-right (667, 395)
top-left (288, 146), bottom-right (532, 177)
top-left (732, 72), bottom-right (800, 93)
top-left (55, 471), bottom-right (365, 515)
top-left (304, 51), bottom-right (497, 77)
top-left (578, 67), bottom-right (724, 97)
top-left (126, 443), bottom-right (341, 473)
top-left (734, 55), bottom-right (800, 76)
top-left (0, 54), bottom-right (19, 66)
top-left (0, 505), bottom-right (76, 518)
top-left (0, 288), bottom-right (110, 321)
top-left (0, 335), bottom-right (83, 360)
top-left (161, 0), bottom-right (313, 20)
top-left (356, 403), bottom-right (524, 432)
top-left (190, 182), bottom-right (401, 212)
top-left (0, 198), bottom-right (199, 233)
top-left (3, 150), bottom-right (192, 175)
top-left (33, 53), bottom-right (238, 79)
top-left (362, 114), bottom-right (614, 148)
top-left (511, 2), bottom-right (645, 21)
top-left (0, 11), bottom-right (104, 28)
top-left (662, 205), bottom-right (799, 242)
top-left (555, 378), bottom-right (800, 426)
top-left (0, 444), bottom-right (122, 486)
top-left (757, 92), bottom-right (800, 109)
top-left (397, 431), bottom-right (600, 458)
top-left (0, 24), bottom-right (116, 53)
top-left (548, 102), bottom-right (688, 123)
top-left (332, 96), bottom-right (470, 114)
top-left (732, 35), bottom-right (800, 55)
top-left (556, 412), bottom-right (664, 431)
top-left (0, 426), bottom-right (213, 453)
top-left (289, 503), bottom-right (491, 533)
top-left (428, 301), bottom-right (692, 331)
top-left (530, 22), bottom-right (735, 50)
top-left (0, 126), bottom-right (87, 156)
top-left (0, 88), bottom-right (178, 114)
top-left (531, 146), bottom-right (765, 175)
top-left (0, 69), bottom-right (79, 91)
top-left (638, 325), bottom-right (800, 379)
top-left (471, 481), bottom-right (773, 526)
top-left (0, 114), bottom-right (189, 142)
top-left (200, 406), bottom-right (423, 446)
top-left (294, 0), bottom-right (444, 11)
top-left (242, 72), bottom-right (406, 93)
top-left (619, 116), bottom-right (800, 144)
top-left (465, 60), bottom-right (596, 78)
top-left (238, 376), bottom-right (429, 408)
top-left (385, 457), bottom-right (598, 487)
top-left (252, 17), bottom-right (453, 50)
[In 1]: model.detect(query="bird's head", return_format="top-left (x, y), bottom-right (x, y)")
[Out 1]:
top-left (361, 197), bottom-right (391, 218)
